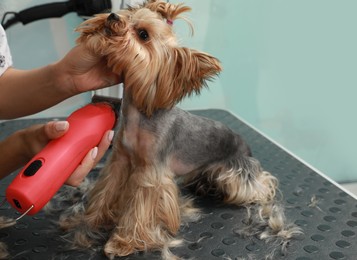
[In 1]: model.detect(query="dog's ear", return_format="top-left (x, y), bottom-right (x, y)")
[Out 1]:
top-left (164, 47), bottom-right (222, 101)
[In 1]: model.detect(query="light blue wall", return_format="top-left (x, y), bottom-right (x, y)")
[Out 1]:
top-left (173, 0), bottom-right (357, 183)
top-left (2, 1), bottom-right (356, 183)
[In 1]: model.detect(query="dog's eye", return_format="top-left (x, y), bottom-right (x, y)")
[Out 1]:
top-left (138, 29), bottom-right (149, 41)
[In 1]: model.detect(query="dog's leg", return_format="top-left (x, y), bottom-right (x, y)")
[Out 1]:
top-left (84, 150), bottom-right (131, 228)
top-left (184, 156), bottom-right (277, 206)
top-left (104, 165), bottom-right (181, 258)
top-left (218, 157), bottom-right (278, 206)
top-left (58, 147), bottom-right (131, 248)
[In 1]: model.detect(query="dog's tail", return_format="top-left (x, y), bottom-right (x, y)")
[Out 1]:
top-left (183, 155), bottom-right (302, 258)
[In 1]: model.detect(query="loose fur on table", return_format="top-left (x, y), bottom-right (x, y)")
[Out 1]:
top-left (55, 0), bottom-right (301, 259)
top-left (0, 216), bottom-right (16, 259)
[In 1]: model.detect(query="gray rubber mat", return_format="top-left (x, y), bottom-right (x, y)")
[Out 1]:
top-left (0, 109), bottom-right (356, 260)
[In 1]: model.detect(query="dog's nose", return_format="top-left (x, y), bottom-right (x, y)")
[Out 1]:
top-left (107, 13), bottom-right (120, 22)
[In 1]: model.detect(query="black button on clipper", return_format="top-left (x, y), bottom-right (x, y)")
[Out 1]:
top-left (23, 160), bottom-right (43, 177)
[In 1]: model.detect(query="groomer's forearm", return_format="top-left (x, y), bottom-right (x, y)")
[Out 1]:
top-left (0, 65), bottom-right (74, 119)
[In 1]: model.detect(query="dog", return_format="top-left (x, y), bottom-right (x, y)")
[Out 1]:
top-left (59, 1), bottom-right (301, 258)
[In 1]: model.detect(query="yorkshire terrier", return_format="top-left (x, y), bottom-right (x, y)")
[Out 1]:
top-left (59, 0), bottom-right (301, 258)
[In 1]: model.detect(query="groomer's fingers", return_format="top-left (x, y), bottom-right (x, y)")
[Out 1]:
top-left (23, 121), bottom-right (70, 160)
top-left (94, 130), bottom-right (114, 165)
top-left (36, 121), bottom-right (69, 144)
top-left (65, 130), bottom-right (114, 187)
top-left (65, 147), bottom-right (98, 187)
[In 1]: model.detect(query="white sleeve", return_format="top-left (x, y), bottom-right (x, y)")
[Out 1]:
top-left (0, 25), bottom-right (13, 77)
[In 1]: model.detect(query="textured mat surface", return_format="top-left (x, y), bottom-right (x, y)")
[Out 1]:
top-left (0, 109), bottom-right (356, 260)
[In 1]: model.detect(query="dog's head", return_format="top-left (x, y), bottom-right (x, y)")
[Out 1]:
top-left (77, 0), bottom-right (222, 116)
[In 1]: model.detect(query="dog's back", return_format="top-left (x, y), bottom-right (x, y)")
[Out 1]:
top-left (141, 107), bottom-right (252, 176)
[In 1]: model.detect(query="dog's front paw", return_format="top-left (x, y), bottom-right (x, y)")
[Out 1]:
top-left (104, 237), bottom-right (135, 258)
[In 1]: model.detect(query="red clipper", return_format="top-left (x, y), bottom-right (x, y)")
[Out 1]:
top-left (6, 102), bottom-right (117, 216)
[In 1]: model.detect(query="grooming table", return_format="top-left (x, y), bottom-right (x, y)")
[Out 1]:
top-left (1, 109), bottom-right (356, 260)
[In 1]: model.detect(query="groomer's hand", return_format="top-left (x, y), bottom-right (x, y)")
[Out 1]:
top-left (54, 44), bottom-right (122, 95)
top-left (21, 121), bottom-right (114, 186)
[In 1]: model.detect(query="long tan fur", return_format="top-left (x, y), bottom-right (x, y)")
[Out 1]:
top-left (57, 1), bottom-right (301, 259)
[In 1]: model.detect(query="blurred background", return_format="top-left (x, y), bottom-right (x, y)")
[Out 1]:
top-left (1, 0), bottom-right (356, 189)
